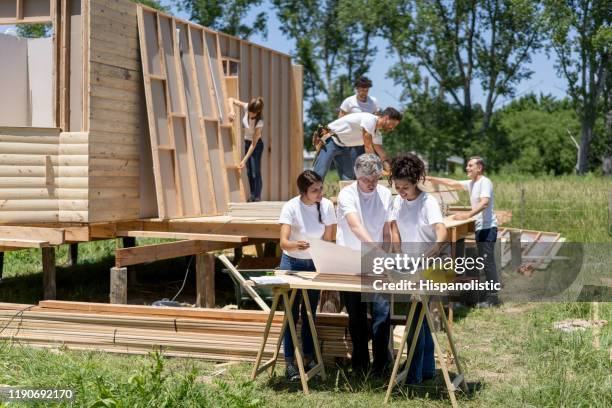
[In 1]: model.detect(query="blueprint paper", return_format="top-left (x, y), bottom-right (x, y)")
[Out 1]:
top-left (306, 237), bottom-right (362, 276)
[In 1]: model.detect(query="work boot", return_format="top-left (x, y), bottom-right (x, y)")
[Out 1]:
top-left (285, 362), bottom-right (300, 382)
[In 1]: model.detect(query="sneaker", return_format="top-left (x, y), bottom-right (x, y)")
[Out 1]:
top-left (285, 362), bottom-right (300, 382)
top-left (305, 359), bottom-right (317, 372)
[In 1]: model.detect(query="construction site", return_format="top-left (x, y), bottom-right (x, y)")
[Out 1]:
top-left (0, 1), bottom-right (607, 407)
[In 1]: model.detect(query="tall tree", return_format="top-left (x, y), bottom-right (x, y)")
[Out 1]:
top-left (273, 0), bottom-right (381, 135)
top-left (176, 0), bottom-right (267, 39)
top-left (381, 0), bottom-right (544, 138)
top-left (544, 0), bottom-right (611, 174)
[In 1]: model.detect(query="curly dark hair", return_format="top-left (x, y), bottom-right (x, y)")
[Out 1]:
top-left (391, 154), bottom-right (426, 185)
top-left (354, 76), bottom-right (373, 88)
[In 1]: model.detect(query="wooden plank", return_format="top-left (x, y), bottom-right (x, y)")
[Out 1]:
top-left (0, 226), bottom-right (64, 244)
top-left (137, 6), bottom-right (168, 218)
top-left (0, 238), bottom-right (50, 248)
top-left (115, 230), bottom-right (247, 243)
top-left (182, 24), bottom-right (217, 215)
top-left (204, 120), bottom-right (229, 211)
top-left (115, 239), bottom-right (239, 267)
top-left (269, 53), bottom-right (281, 200)
top-left (290, 65), bottom-right (304, 197)
top-left (280, 58), bottom-right (291, 199)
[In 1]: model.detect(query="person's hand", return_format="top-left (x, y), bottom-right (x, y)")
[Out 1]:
top-left (228, 111), bottom-right (236, 122)
top-left (237, 161), bottom-right (246, 170)
top-left (295, 241), bottom-right (310, 250)
top-left (452, 212), bottom-right (471, 221)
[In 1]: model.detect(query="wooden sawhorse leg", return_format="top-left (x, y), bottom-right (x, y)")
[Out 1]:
top-left (384, 297), bottom-right (467, 407)
top-left (251, 287), bottom-right (326, 394)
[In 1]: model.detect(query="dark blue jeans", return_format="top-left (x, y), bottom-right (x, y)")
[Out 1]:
top-left (245, 139), bottom-right (264, 200)
top-left (279, 253), bottom-right (320, 361)
top-left (406, 302), bottom-right (435, 383)
top-left (476, 227), bottom-right (499, 300)
top-left (342, 292), bottom-right (391, 372)
top-left (313, 138), bottom-right (355, 180)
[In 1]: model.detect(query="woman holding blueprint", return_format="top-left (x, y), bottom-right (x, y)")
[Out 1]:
top-left (389, 154), bottom-right (448, 384)
top-left (278, 170), bottom-right (337, 381)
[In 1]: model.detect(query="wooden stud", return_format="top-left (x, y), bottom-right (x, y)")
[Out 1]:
top-left (66, 243), bottom-right (78, 266)
top-left (110, 266), bottom-right (128, 304)
top-left (42, 246), bottom-right (56, 300)
top-left (196, 252), bottom-right (216, 308)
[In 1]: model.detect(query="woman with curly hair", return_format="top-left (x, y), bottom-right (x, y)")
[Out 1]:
top-left (389, 154), bottom-right (448, 384)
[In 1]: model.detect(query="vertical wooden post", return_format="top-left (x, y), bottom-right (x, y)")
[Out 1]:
top-left (110, 267), bottom-right (128, 304)
top-left (233, 246), bottom-right (243, 265)
top-left (121, 237), bottom-right (138, 285)
top-left (42, 247), bottom-right (56, 299)
top-left (66, 243), bottom-right (78, 266)
top-left (510, 230), bottom-right (522, 271)
top-left (0, 252), bottom-right (4, 281)
top-left (196, 253), bottom-right (216, 308)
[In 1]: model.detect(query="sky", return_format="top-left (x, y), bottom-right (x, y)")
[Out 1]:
top-left (0, 0), bottom-right (568, 110)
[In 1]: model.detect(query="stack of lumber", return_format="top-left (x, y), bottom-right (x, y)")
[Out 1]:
top-left (0, 301), bottom-right (350, 363)
top-left (227, 202), bottom-right (286, 219)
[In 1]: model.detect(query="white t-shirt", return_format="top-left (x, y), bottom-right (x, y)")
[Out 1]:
top-left (340, 95), bottom-right (379, 115)
top-left (336, 182), bottom-right (393, 250)
top-left (460, 176), bottom-right (498, 231)
top-left (327, 112), bottom-right (382, 147)
top-left (242, 112), bottom-right (264, 141)
top-left (389, 193), bottom-right (444, 243)
top-left (278, 196), bottom-right (337, 259)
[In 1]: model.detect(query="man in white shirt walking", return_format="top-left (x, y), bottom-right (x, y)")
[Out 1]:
top-left (312, 108), bottom-right (402, 180)
top-left (338, 76), bottom-right (381, 172)
top-left (336, 154), bottom-right (393, 374)
top-left (339, 76), bottom-right (380, 117)
top-left (427, 156), bottom-right (501, 307)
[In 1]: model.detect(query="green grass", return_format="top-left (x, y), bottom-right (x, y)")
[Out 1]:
top-left (0, 302), bottom-right (610, 407)
top-left (0, 174), bottom-right (610, 407)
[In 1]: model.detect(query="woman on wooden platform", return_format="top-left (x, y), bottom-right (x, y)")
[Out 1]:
top-left (278, 170), bottom-right (337, 381)
top-left (228, 96), bottom-right (265, 202)
top-left (389, 154), bottom-right (448, 384)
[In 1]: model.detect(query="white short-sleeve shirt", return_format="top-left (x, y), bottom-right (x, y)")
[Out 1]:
top-left (459, 176), bottom-right (498, 231)
top-left (242, 112), bottom-right (264, 141)
top-left (278, 196), bottom-right (337, 259)
top-left (336, 182), bottom-right (393, 250)
top-left (340, 95), bottom-right (379, 115)
top-left (327, 112), bottom-right (382, 147)
top-left (389, 193), bottom-right (444, 244)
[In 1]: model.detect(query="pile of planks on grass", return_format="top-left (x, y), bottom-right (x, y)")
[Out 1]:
top-left (0, 301), bottom-right (351, 363)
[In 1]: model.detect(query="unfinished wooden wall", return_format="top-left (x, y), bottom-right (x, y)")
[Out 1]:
top-left (0, 127), bottom-right (88, 223)
top-left (87, 0), bottom-right (144, 222)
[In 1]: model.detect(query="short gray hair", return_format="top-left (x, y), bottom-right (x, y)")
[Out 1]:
top-left (354, 153), bottom-right (383, 178)
top-left (469, 156), bottom-right (485, 172)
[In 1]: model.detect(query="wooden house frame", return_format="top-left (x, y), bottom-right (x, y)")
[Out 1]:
top-left (0, 0), bottom-right (304, 225)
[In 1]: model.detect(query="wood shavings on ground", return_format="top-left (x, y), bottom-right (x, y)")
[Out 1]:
top-left (553, 319), bottom-right (607, 332)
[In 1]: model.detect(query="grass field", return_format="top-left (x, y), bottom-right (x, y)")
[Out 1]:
top-left (0, 174), bottom-right (610, 407)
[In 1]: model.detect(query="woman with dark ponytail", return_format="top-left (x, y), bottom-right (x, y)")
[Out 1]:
top-left (388, 154), bottom-right (448, 384)
top-left (277, 170), bottom-right (336, 381)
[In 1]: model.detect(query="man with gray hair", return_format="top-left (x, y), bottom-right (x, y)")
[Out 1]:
top-left (336, 153), bottom-right (393, 373)
top-left (427, 156), bottom-right (500, 307)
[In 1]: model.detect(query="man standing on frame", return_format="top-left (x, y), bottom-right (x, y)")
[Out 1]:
top-left (427, 156), bottom-right (501, 308)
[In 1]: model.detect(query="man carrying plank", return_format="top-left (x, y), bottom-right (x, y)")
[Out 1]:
top-left (427, 156), bottom-right (501, 308)
top-left (312, 108), bottom-right (402, 180)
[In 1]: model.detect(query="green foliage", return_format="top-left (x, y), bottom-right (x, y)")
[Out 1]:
top-left (15, 23), bottom-right (51, 38)
top-left (132, 0), bottom-right (169, 11)
top-left (543, 0), bottom-right (611, 174)
top-left (273, 0), bottom-right (382, 137)
top-left (176, 0), bottom-right (267, 39)
top-left (380, 0), bottom-right (545, 136)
